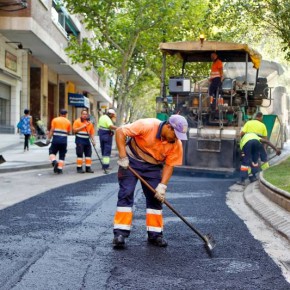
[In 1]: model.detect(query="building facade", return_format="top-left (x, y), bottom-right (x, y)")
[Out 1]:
top-left (0, 0), bottom-right (112, 133)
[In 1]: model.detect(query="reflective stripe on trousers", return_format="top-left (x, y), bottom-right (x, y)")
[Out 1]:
top-left (113, 156), bottom-right (163, 239)
top-left (240, 139), bottom-right (267, 179)
top-left (99, 129), bottom-right (113, 169)
top-left (146, 208), bottom-right (163, 233)
top-left (113, 207), bottom-right (133, 231)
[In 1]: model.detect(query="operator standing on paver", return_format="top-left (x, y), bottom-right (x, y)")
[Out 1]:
top-left (73, 109), bottom-right (95, 174)
top-left (238, 132), bottom-right (281, 185)
top-left (97, 109), bottom-right (117, 174)
top-left (112, 115), bottom-right (188, 249)
top-left (47, 109), bottom-right (71, 174)
top-left (209, 52), bottom-right (223, 109)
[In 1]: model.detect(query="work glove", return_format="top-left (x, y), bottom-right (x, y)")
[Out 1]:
top-left (117, 156), bottom-right (129, 169)
top-left (154, 183), bottom-right (167, 203)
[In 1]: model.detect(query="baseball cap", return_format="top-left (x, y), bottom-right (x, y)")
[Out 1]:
top-left (60, 109), bottom-right (68, 115)
top-left (108, 109), bottom-right (116, 115)
top-left (168, 114), bottom-right (188, 140)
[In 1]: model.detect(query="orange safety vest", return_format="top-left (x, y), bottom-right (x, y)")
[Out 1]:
top-left (210, 59), bottom-right (223, 79)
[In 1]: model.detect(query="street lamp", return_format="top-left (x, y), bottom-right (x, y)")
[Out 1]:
top-left (5, 41), bottom-right (32, 54)
top-left (199, 34), bottom-right (205, 47)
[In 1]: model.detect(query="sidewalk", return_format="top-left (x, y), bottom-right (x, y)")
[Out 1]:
top-left (0, 133), bottom-right (117, 173)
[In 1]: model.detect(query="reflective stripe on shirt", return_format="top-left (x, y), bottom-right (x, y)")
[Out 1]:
top-left (53, 130), bottom-right (68, 137)
top-left (76, 131), bottom-right (89, 139)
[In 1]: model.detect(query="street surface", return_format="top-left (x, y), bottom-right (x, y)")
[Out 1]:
top-left (0, 166), bottom-right (290, 289)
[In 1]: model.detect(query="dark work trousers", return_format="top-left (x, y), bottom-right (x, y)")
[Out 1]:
top-left (209, 77), bottom-right (222, 110)
top-left (24, 134), bottom-right (30, 150)
top-left (240, 139), bottom-right (267, 180)
top-left (76, 143), bottom-right (92, 159)
top-left (98, 129), bottom-right (113, 170)
top-left (49, 143), bottom-right (68, 161)
top-left (113, 156), bottom-right (163, 239)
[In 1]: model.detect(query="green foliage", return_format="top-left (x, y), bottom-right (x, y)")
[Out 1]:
top-left (263, 156), bottom-right (290, 193)
top-left (206, 0), bottom-right (290, 61)
top-left (63, 0), bottom-right (208, 124)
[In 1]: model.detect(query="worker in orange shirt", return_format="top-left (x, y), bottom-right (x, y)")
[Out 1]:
top-left (47, 109), bottom-right (71, 174)
top-left (73, 109), bottom-right (95, 173)
top-left (209, 52), bottom-right (223, 109)
top-left (113, 115), bottom-right (188, 249)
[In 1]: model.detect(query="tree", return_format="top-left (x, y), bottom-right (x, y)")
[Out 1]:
top-left (205, 0), bottom-right (290, 61)
top-left (63, 0), bottom-right (208, 124)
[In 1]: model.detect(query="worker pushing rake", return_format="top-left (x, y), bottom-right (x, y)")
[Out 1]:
top-left (112, 114), bottom-right (215, 253)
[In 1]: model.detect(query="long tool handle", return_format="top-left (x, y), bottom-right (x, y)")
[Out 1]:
top-left (85, 126), bottom-right (103, 165)
top-left (128, 166), bottom-right (208, 243)
top-left (267, 154), bottom-right (278, 162)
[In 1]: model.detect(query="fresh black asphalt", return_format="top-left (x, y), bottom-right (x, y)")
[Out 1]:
top-left (0, 172), bottom-right (289, 289)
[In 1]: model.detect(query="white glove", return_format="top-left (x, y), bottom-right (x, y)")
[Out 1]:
top-left (154, 183), bottom-right (167, 203)
top-left (117, 156), bottom-right (129, 169)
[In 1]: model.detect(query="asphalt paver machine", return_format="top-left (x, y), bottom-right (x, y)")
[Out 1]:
top-left (157, 40), bottom-right (288, 174)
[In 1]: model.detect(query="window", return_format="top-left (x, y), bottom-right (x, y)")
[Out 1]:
top-left (52, 0), bottom-right (80, 39)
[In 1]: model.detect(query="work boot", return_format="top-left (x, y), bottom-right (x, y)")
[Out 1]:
top-left (56, 169), bottom-right (63, 174)
top-left (249, 175), bottom-right (258, 183)
top-left (103, 168), bottom-right (111, 174)
top-left (53, 161), bottom-right (59, 173)
top-left (77, 167), bottom-right (85, 173)
top-left (112, 235), bottom-right (125, 248)
top-left (147, 236), bottom-right (168, 247)
top-left (236, 180), bottom-right (246, 186)
top-left (85, 167), bottom-right (94, 173)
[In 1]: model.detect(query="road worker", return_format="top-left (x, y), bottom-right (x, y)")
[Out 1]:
top-left (113, 114), bottom-right (188, 248)
top-left (238, 132), bottom-right (281, 185)
top-left (97, 109), bottom-right (117, 174)
top-left (73, 109), bottom-right (95, 173)
top-left (240, 112), bottom-right (268, 179)
top-left (47, 109), bottom-right (71, 174)
top-left (209, 52), bottom-right (223, 110)
top-left (241, 112), bottom-right (267, 138)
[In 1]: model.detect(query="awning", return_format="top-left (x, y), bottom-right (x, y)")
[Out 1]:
top-left (159, 41), bottom-right (262, 69)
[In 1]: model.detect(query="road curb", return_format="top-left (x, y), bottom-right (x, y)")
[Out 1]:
top-left (244, 182), bottom-right (290, 242)
top-left (259, 172), bottom-right (290, 212)
top-left (0, 156), bottom-right (119, 174)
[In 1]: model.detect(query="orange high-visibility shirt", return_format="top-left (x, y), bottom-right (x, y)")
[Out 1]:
top-left (51, 116), bottom-right (71, 143)
top-left (210, 59), bottom-right (223, 79)
top-left (121, 118), bottom-right (183, 166)
top-left (73, 118), bottom-right (95, 136)
top-left (73, 118), bottom-right (95, 144)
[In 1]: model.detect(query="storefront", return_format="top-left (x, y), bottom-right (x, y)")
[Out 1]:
top-left (0, 81), bottom-right (11, 132)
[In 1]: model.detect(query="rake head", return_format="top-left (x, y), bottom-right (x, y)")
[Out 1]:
top-left (204, 233), bottom-right (216, 252)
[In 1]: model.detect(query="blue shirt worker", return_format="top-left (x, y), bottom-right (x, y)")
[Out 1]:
top-left (47, 109), bottom-right (71, 174)
top-left (97, 109), bottom-right (117, 173)
top-left (73, 109), bottom-right (95, 173)
top-left (113, 115), bottom-right (188, 249)
top-left (238, 133), bottom-right (281, 185)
